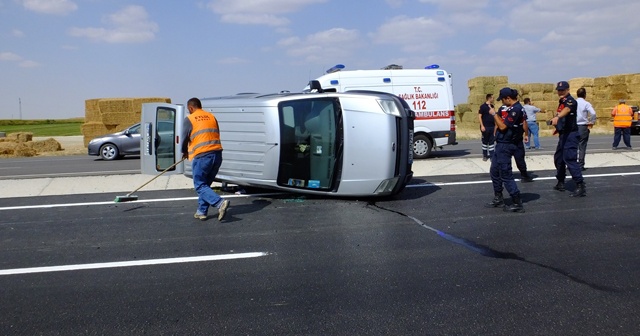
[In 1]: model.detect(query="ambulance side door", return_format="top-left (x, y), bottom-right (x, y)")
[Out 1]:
top-left (140, 103), bottom-right (185, 175)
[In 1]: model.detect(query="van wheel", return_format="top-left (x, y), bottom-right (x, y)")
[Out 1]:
top-left (413, 135), bottom-right (432, 159)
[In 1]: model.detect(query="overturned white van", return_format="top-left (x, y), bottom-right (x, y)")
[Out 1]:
top-left (307, 64), bottom-right (457, 159)
top-left (140, 87), bottom-right (414, 197)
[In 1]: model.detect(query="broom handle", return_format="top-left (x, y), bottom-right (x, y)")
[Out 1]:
top-left (127, 158), bottom-right (186, 196)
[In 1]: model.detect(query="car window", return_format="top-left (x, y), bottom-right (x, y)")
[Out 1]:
top-left (129, 124), bottom-right (141, 134)
top-left (158, 121), bottom-right (173, 132)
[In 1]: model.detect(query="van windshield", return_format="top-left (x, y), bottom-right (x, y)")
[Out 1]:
top-left (277, 97), bottom-right (342, 190)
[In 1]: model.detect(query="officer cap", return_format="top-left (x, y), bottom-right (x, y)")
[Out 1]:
top-left (555, 81), bottom-right (570, 91)
top-left (497, 87), bottom-right (515, 101)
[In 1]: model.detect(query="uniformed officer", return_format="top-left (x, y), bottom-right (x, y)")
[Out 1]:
top-left (485, 87), bottom-right (527, 212)
top-left (550, 81), bottom-right (585, 197)
top-left (514, 108), bottom-right (534, 182)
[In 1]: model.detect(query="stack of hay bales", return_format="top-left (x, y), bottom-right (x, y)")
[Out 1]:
top-left (81, 97), bottom-right (171, 147)
top-left (589, 75), bottom-right (640, 124)
top-left (0, 132), bottom-right (61, 157)
top-left (461, 76), bottom-right (509, 122)
top-left (460, 73), bottom-right (640, 128)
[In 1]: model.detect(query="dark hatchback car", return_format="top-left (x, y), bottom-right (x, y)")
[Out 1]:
top-left (87, 123), bottom-right (141, 160)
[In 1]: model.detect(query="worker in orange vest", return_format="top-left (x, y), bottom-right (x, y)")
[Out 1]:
top-left (181, 97), bottom-right (230, 221)
top-left (611, 99), bottom-right (633, 150)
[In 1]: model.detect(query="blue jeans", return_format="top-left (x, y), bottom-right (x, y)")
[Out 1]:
top-left (612, 127), bottom-right (631, 148)
top-left (526, 121), bottom-right (540, 148)
top-left (191, 151), bottom-right (223, 215)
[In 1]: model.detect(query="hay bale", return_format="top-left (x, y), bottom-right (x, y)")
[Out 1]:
top-left (521, 83), bottom-right (546, 95)
top-left (593, 100), bottom-right (618, 118)
top-left (26, 138), bottom-right (62, 152)
top-left (101, 112), bottom-right (140, 126)
top-left (608, 84), bottom-right (629, 100)
top-left (528, 92), bottom-right (545, 101)
top-left (468, 76), bottom-right (508, 90)
top-left (593, 77), bottom-right (609, 88)
top-left (455, 104), bottom-right (472, 123)
top-left (625, 73), bottom-right (640, 84)
top-left (592, 89), bottom-right (608, 100)
top-left (132, 97), bottom-right (171, 112)
top-left (13, 143), bottom-right (37, 157)
top-left (97, 98), bottom-right (134, 114)
top-left (6, 132), bottom-right (33, 143)
top-left (468, 77), bottom-right (492, 89)
top-left (625, 84), bottom-right (640, 94)
top-left (569, 77), bottom-right (594, 90)
top-left (0, 142), bottom-right (15, 155)
top-left (81, 122), bottom-right (113, 135)
top-left (85, 99), bottom-right (101, 122)
top-left (467, 93), bottom-right (487, 105)
top-left (607, 74), bottom-right (626, 85)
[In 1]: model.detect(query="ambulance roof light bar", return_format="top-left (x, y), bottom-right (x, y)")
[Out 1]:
top-left (326, 64), bottom-right (345, 74)
top-left (425, 64), bottom-right (440, 69)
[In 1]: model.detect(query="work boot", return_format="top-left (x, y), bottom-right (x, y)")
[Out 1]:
top-left (485, 192), bottom-right (504, 208)
top-left (503, 194), bottom-right (525, 213)
top-left (553, 181), bottom-right (565, 192)
top-left (570, 182), bottom-right (587, 197)
top-left (520, 173), bottom-right (534, 183)
top-left (217, 199), bottom-right (230, 221)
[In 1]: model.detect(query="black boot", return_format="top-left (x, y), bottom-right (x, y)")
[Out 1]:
top-left (503, 194), bottom-right (525, 213)
top-left (554, 181), bottom-right (565, 191)
top-left (521, 173), bottom-right (534, 183)
top-left (485, 192), bottom-right (504, 208)
top-left (570, 182), bottom-right (586, 197)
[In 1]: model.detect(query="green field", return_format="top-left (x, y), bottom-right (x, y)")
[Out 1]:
top-left (0, 118), bottom-right (84, 136)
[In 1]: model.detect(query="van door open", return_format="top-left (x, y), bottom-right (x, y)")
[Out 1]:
top-left (140, 103), bottom-right (185, 175)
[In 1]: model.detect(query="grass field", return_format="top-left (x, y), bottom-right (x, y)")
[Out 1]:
top-left (0, 118), bottom-right (84, 136)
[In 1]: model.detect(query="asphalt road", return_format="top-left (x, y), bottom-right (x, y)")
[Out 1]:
top-left (0, 135), bottom-right (633, 179)
top-left (1, 167), bottom-right (638, 335)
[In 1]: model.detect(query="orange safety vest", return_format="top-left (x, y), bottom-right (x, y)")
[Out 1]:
top-left (612, 103), bottom-right (633, 128)
top-left (186, 109), bottom-right (222, 160)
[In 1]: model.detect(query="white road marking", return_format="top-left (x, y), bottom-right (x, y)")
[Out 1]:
top-left (1, 171), bottom-right (639, 211)
top-left (407, 171), bottom-right (640, 187)
top-left (0, 192), bottom-right (283, 211)
top-left (0, 252), bottom-right (270, 276)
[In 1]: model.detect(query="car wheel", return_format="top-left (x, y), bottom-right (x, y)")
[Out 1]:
top-left (413, 134), bottom-right (432, 159)
top-left (99, 143), bottom-right (120, 160)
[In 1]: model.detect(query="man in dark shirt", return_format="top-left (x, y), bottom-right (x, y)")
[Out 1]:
top-left (485, 87), bottom-right (527, 212)
top-left (550, 81), bottom-right (585, 197)
top-left (478, 94), bottom-right (496, 161)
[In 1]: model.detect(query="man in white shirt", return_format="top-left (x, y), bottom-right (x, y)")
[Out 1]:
top-left (576, 87), bottom-right (597, 171)
top-left (523, 98), bottom-right (542, 149)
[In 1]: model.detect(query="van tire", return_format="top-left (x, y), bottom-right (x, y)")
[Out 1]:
top-left (413, 134), bottom-right (432, 159)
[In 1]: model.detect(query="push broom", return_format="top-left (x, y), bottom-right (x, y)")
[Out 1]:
top-left (114, 158), bottom-right (186, 203)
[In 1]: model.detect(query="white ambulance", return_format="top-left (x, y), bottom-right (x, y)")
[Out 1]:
top-left (307, 64), bottom-right (457, 159)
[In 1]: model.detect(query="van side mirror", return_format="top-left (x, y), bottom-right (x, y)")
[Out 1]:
top-left (308, 80), bottom-right (324, 93)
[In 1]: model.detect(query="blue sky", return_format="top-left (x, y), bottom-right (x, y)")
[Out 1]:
top-left (1, 0), bottom-right (639, 119)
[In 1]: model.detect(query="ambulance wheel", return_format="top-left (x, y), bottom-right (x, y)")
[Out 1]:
top-left (413, 135), bottom-right (432, 159)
